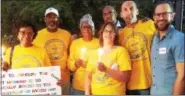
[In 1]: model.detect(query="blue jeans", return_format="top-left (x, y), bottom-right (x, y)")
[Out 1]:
top-left (70, 88), bottom-right (84, 95)
top-left (126, 88), bottom-right (150, 95)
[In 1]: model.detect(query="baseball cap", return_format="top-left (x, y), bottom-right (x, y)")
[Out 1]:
top-left (45, 7), bottom-right (59, 17)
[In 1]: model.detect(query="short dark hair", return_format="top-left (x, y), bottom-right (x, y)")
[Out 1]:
top-left (154, 1), bottom-right (174, 13)
top-left (99, 22), bottom-right (119, 47)
top-left (17, 21), bottom-right (37, 39)
top-left (121, 0), bottom-right (138, 12)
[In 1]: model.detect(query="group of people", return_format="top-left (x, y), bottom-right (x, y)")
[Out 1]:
top-left (2, 0), bottom-right (184, 95)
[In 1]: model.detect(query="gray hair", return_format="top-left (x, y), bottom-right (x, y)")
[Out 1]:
top-left (79, 14), bottom-right (95, 35)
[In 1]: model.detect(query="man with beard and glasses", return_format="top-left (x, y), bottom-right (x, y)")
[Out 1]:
top-left (119, 0), bottom-right (156, 95)
top-left (33, 7), bottom-right (71, 95)
top-left (151, 1), bottom-right (184, 95)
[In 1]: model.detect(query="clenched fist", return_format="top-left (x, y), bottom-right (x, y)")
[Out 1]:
top-left (2, 61), bottom-right (10, 71)
top-left (97, 62), bottom-right (107, 72)
top-left (75, 59), bottom-right (86, 68)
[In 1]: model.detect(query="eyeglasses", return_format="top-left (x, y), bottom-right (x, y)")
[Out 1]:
top-left (103, 29), bottom-right (116, 35)
top-left (153, 12), bottom-right (173, 18)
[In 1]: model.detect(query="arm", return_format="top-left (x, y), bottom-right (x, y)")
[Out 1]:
top-left (2, 48), bottom-right (11, 71)
top-left (106, 68), bottom-right (131, 82)
top-left (173, 37), bottom-right (184, 94)
top-left (173, 63), bottom-right (184, 95)
top-left (85, 71), bottom-right (92, 95)
top-left (67, 32), bottom-right (72, 55)
top-left (105, 47), bottom-right (131, 82)
top-left (67, 40), bottom-right (87, 71)
top-left (98, 62), bottom-right (131, 82)
top-left (67, 41), bottom-right (77, 72)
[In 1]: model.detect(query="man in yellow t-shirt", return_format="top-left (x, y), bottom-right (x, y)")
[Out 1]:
top-left (2, 21), bottom-right (51, 70)
top-left (119, 1), bottom-right (156, 95)
top-left (86, 47), bottom-right (131, 95)
top-left (68, 14), bottom-right (99, 95)
top-left (33, 7), bottom-right (71, 95)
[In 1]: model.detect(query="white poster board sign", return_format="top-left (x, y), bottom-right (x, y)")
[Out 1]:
top-left (2, 66), bottom-right (61, 95)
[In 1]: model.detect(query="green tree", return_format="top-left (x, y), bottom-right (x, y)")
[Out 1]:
top-left (1, 0), bottom-right (154, 45)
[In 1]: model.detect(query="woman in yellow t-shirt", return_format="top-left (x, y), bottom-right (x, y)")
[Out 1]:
top-left (85, 22), bottom-right (131, 95)
top-left (2, 21), bottom-right (51, 71)
top-left (68, 14), bottom-right (99, 95)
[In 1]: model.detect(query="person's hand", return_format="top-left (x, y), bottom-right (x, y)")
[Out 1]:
top-left (71, 34), bottom-right (78, 40)
top-left (2, 61), bottom-right (10, 71)
top-left (75, 59), bottom-right (86, 68)
top-left (97, 62), bottom-right (107, 72)
top-left (57, 79), bottom-right (64, 87)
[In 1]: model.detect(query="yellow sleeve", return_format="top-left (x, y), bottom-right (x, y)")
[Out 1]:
top-left (117, 47), bottom-right (131, 71)
top-left (148, 20), bottom-right (157, 34)
top-left (4, 48), bottom-right (11, 65)
top-left (65, 31), bottom-right (72, 57)
top-left (66, 31), bottom-right (72, 50)
top-left (43, 50), bottom-right (51, 67)
top-left (32, 31), bottom-right (42, 47)
top-left (86, 51), bottom-right (96, 72)
top-left (86, 60), bottom-right (93, 72)
top-left (67, 41), bottom-right (77, 71)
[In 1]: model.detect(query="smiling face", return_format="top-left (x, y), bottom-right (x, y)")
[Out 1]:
top-left (80, 22), bottom-right (93, 38)
top-left (153, 3), bottom-right (175, 31)
top-left (18, 27), bottom-right (34, 47)
top-left (44, 13), bottom-right (59, 31)
top-left (102, 24), bottom-right (116, 44)
top-left (99, 22), bottom-right (118, 47)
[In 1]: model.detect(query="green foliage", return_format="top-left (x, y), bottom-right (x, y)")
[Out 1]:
top-left (2, 0), bottom-right (155, 45)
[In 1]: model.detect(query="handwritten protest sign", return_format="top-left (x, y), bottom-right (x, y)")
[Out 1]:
top-left (2, 66), bottom-right (61, 95)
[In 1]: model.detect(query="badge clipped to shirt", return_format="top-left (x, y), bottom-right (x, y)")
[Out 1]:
top-left (159, 47), bottom-right (167, 54)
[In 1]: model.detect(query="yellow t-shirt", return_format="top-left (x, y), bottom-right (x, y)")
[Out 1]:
top-left (86, 46), bottom-right (131, 95)
top-left (119, 20), bottom-right (156, 90)
top-left (68, 37), bottom-right (99, 91)
top-left (4, 44), bottom-right (51, 69)
top-left (33, 28), bottom-right (71, 80)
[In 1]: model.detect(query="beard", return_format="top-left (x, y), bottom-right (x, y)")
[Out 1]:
top-left (124, 15), bottom-right (137, 25)
top-left (154, 20), bottom-right (171, 31)
top-left (46, 20), bottom-right (59, 31)
top-left (48, 25), bottom-right (57, 29)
